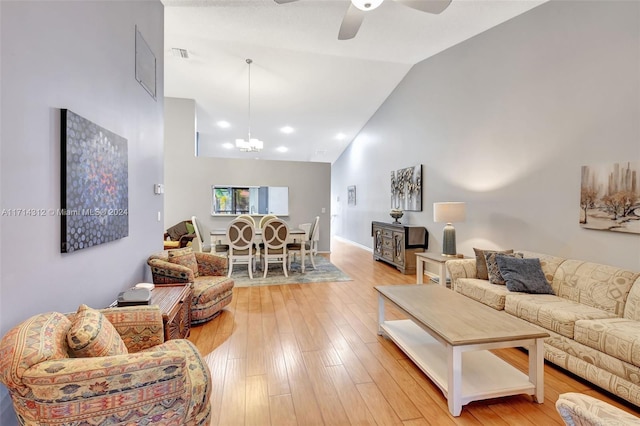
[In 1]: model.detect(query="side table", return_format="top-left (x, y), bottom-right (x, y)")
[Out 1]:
top-left (416, 252), bottom-right (466, 286)
top-left (151, 284), bottom-right (192, 341)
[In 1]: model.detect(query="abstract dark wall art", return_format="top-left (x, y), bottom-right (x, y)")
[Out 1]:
top-left (61, 109), bottom-right (129, 253)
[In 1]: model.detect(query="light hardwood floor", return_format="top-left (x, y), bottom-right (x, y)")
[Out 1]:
top-left (189, 238), bottom-right (640, 425)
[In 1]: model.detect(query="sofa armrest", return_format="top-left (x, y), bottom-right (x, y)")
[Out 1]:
top-left (148, 258), bottom-right (195, 284)
top-left (195, 252), bottom-right (228, 276)
top-left (100, 306), bottom-right (165, 352)
top-left (446, 259), bottom-right (477, 291)
top-left (20, 350), bottom-right (188, 423)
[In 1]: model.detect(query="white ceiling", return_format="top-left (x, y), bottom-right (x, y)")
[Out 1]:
top-left (163, 0), bottom-right (546, 163)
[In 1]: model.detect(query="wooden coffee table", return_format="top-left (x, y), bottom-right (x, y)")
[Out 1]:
top-left (376, 284), bottom-right (549, 416)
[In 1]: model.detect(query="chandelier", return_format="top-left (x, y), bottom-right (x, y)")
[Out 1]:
top-left (235, 58), bottom-right (264, 152)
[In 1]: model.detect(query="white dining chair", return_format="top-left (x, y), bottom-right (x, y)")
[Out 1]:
top-left (288, 215), bottom-right (319, 273)
top-left (192, 215), bottom-right (228, 255)
top-left (237, 214), bottom-right (256, 227)
top-left (226, 217), bottom-right (256, 279)
top-left (258, 214), bottom-right (277, 229)
top-left (260, 218), bottom-right (289, 278)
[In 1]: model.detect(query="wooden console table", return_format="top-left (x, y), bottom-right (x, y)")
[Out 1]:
top-left (371, 221), bottom-right (428, 274)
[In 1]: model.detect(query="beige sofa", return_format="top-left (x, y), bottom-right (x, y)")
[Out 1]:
top-left (446, 252), bottom-right (640, 407)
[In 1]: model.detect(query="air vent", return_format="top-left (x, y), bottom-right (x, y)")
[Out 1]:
top-left (171, 48), bottom-right (189, 59)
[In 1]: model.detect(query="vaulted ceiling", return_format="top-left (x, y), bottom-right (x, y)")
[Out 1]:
top-left (163, 0), bottom-right (545, 163)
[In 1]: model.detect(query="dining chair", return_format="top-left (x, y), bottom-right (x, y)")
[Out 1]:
top-left (226, 217), bottom-right (256, 279)
top-left (191, 215), bottom-right (229, 255)
top-left (259, 214), bottom-right (277, 229)
top-left (288, 215), bottom-right (320, 273)
top-left (260, 218), bottom-right (289, 278)
top-left (237, 214), bottom-right (256, 227)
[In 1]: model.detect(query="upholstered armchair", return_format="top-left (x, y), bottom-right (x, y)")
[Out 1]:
top-left (148, 247), bottom-right (235, 325)
top-left (0, 305), bottom-right (211, 426)
top-left (556, 392), bottom-right (640, 425)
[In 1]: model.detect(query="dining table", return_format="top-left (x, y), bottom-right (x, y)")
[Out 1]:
top-left (210, 227), bottom-right (308, 273)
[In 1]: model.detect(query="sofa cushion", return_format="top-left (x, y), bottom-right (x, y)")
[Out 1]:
top-left (455, 278), bottom-right (518, 310)
top-left (574, 318), bottom-right (640, 368)
top-left (504, 294), bottom-right (617, 338)
top-left (552, 260), bottom-right (639, 316)
top-left (473, 248), bottom-right (514, 280)
top-left (67, 305), bottom-right (128, 358)
top-left (168, 247), bottom-right (199, 277)
top-left (497, 256), bottom-right (554, 294)
top-left (485, 252), bottom-right (523, 285)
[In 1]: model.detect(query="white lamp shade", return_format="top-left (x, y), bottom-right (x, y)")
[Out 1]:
top-left (433, 202), bottom-right (466, 223)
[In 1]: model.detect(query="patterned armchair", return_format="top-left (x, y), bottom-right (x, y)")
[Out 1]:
top-left (0, 305), bottom-right (211, 426)
top-left (556, 392), bottom-right (640, 425)
top-left (148, 247), bottom-right (234, 325)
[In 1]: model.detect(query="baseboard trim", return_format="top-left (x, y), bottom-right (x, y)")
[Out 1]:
top-left (333, 235), bottom-right (373, 253)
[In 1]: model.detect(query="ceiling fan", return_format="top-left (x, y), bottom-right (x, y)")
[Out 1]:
top-left (274, 0), bottom-right (452, 40)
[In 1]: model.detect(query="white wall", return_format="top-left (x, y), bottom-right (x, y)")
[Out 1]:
top-left (332, 0), bottom-right (640, 271)
top-left (0, 2), bottom-right (164, 423)
top-left (164, 97), bottom-right (331, 251)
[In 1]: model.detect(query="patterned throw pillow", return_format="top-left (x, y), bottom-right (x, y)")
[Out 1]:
top-left (495, 256), bottom-right (554, 294)
top-left (67, 304), bottom-right (128, 357)
top-left (473, 248), bottom-right (514, 280)
top-left (168, 247), bottom-right (199, 277)
top-left (485, 252), bottom-right (524, 285)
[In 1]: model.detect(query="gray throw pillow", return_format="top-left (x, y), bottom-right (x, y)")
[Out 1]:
top-left (495, 255), bottom-right (554, 294)
top-left (485, 251), bottom-right (523, 285)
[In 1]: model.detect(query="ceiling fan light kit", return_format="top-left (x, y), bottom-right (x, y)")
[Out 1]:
top-left (352, 0), bottom-right (383, 11)
top-left (274, 0), bottom-right (452, 40)
top-left (236, 58), bottom-right (264, 153)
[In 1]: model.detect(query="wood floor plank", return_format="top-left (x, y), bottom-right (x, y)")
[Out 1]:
top-left (218, 357), bottom-right (246, 426)
top-left (190, 238), bottom-right (640, 425)
top-left (302, 350), bottom-right (352, 425)
top-left (356, 382), bottom-right (405, 425)
top-left (325, 364), bottom-right (378, 426)
top-left (269, 394), bottom-right (297, 426)
top-left (245, 374), bottom-right (270, 426)
top-left (280, 332), bottom-right (325, 425)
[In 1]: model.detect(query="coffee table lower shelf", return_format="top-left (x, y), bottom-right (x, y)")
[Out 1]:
top-left (380, 319), bottom-right (537, 416)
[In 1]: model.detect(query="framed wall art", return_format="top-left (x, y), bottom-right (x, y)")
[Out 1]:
top-left (580, 161), bottom-right (639, 234)
top-left (60, 109), bottom-right (129, 253)
top-left (348, 185), bottom-right (356, 206)
top-left (391, 164), bottom-right (422, 211)
top-left (135, 26), bottom-right (156, 100)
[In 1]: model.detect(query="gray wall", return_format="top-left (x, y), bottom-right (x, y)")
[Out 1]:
top-left (164, 97), bottom-right (331, 251)
top-left (0, 2), bottom-right (164, 423)
top-left (332, 0), bottom-right (640, 271)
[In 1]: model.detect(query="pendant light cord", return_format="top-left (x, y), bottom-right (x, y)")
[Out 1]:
top-left (246, 58), bottom-right (252, 141)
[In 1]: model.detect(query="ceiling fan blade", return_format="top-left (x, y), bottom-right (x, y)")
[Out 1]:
top-left (274, 0), bottom-right (298, 4)
top-left (338, 3), bottom-right (366, 40)
top-left (393, 0), bottom-right (452, 14)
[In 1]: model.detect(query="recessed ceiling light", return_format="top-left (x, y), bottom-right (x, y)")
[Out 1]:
top-left (217, 121), bottom-right (231, 129)
top-left (277, 146), bottom-right (289, 153)
top-left (222, 142), bottom-right (234, 149)
top-left (280, 126), bottom-right (294, 134)
top-left (336, 132), bottom-right (346, 140)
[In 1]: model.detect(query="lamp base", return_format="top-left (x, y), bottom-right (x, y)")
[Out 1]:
top-left (442, 223), bottom-right (457, 256)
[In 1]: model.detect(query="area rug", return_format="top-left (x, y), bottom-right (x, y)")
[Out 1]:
top-left (229, 256), bottom-right (352, 287)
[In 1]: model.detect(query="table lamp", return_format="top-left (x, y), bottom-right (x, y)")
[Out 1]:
top-left (433, 202), bottom-right (466, 257)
